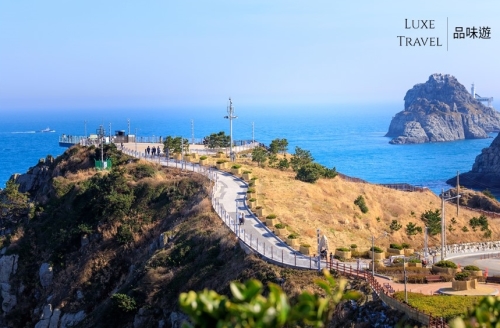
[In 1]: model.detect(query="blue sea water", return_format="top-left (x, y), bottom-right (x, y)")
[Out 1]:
top-left (0, 104), bottom-right (495, 196)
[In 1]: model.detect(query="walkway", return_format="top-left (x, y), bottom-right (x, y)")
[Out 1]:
top-left (120, 149), bottom-right (500, 327)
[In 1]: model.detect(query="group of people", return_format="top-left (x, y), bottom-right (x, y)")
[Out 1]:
top-left (146, 145), bottom-right (161, 156)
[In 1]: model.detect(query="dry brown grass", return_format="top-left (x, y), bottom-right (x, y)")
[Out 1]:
top-left (233, 158), bottom-right (500, 252)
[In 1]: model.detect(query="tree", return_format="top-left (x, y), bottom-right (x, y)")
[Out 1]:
top-left (269, 138), bottom-right (288, 155)
top-left (163, 136), bottom-right (189, 155)
top-left (290, 147), bottom-right (314, 172)
top-left (389, 220), bottom-right (402, 232)
top-left (179, 269), bottom-right (360, 328)
top-left (277, 158), bottom-right (290, 171)
top-left (450, 296), bottom-right (500, 327)
top-left (420, 209), bottom-right (441, 236)
top-left (203, 131), bottom-right (230, 150)
top-left (405, 222), bottom-right (422, 236)
top-left (0, 180), bottom-right (32, 221)
top-left (296, 163), bottom-right (324, 183)
top-left (252, 147), bottom-right (268, 168)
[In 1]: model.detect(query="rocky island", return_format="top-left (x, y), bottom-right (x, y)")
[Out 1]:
top-left (447, 132), bottom-right (500, 194)
top-left (386, 73), bottom-right (500, 144)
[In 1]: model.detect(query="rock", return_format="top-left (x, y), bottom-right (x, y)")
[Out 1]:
top-left (0, 255), bottom-right (18, 283)
top-left (1, 292), bottom-right (16, 313)
top-left (386, 73), bottom-right (500, 144)
top-left (35, 304), bottom-right (53, 328)
top-left (169, 311), bottom-right (189, 328)
top-left (59, 310), bottom-right (86, 328)
top-left (39, 263), bottom-right (53, 288)
top-left (49, 308), bottom-right (61, 328)
top-left (159, 232), bottom-right (168, 248)
top-left (447, 132), bottom-right (500, 193)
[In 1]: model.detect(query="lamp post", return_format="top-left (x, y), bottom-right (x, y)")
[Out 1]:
top-left (371, 232), bottom-right (388, 277)
top-left (224, 98), bottom-right (237, 162)
top-left (440, 189), bottom-right (461, 261)
top-left (403, 256), bottom-right (408, 303)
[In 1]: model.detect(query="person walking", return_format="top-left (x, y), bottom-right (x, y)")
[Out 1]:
top-left (152, 147), bottom-right (156, 156)
top-left (146, 146), bottom-right (151, 155)
top-left (157, 146), bottom-right (161, 156)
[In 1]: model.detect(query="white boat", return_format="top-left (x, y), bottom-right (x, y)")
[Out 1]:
top-left (39, 127), bottom-right (56, 133)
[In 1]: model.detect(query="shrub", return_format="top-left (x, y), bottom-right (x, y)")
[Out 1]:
top-left (255, 206), bottom-right (262, 210)
top-left (199, 156), bottom-right (208, 160)
top-left (336, 247), bottom-right (350, 252)
top-left (247, 189), bottom-right (256, 194)
top-left (350, 244), bottom-right (357, 249)
top-left (111, 293), bottom-right (137, 312)
top-left (421, 209), bottom-right (441, 235)
top-left (216, 160), bottom-right (226, 164)
top-left (232, 164), bottom-right (242, 169)
top-left (462, 226), bottom-right (469, 232)
top-left (482, 189), bottom-right (495, 199)
top-left (266, 214), bottom-right (277, 220)
top-left (301, 243), bottom-right (311, 248)
top-left (389, 220), bottom-right (402, 232)
top-left (248, 181), bottom-right (255, 187)
top-left (243, 170), bottom-right (252, 174)
top-left (408, 258), bottom-right (421, 263)
top-left (390, 243), bottom-right (403, 250)
top-left (116, 225), bottom-right (133, 244)
top-left (288, 233), bottom-right (299, 239)
top-left (402, 243), bottom-right (411, 249)
top-left (133, 164), bottom-right (156, 179)
top-left (435, 260), bottom-right (457, 269)
top-left (251, 177), bottom-right (258, 181)
top-left (248, 198), bottom-right (256, 202)
top-left (295, 163), bottom-right (324, 183)
top-left (464, 265), bottom-right (481, 271)
top-left (455, 272), bottom-right (470, 281)
top-left (370, 246), bottom-right (383, 253)
top-left (354, 195), bottom-right (368, 213)
top-left (275, 223), bottom-right (286, 229)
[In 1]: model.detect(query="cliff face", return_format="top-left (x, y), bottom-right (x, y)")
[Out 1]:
top-left (447, 132), bottom-right (500, 193)
top-left (386, 73), bottom-right (500, 144)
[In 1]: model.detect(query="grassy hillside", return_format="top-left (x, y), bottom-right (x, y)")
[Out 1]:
top-left (234, 156), bottom-right (500, 252)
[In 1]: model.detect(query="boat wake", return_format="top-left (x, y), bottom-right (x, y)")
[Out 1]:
top-left (12, 131), bottom-right (36, 134)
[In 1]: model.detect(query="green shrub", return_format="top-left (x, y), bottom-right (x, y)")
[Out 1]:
top-left (464, 265), bottom-right (481, 271)
top-left (354, 195), bottom-right (368, 213)
top-left (266, 214), bottom-right (277, 220)
top-left (301, 243), bottom-right (311, 248)
top-left (255, 206), bottom-right (262, 210)
top-left (243, 170), bottom-right (252, 174)
top-left (231, 164), bottom-right (242, 169)
top-left (336, 247), bottom-right (350, 252)
top-left (350, 244), bottom-right (357, 249)
top-left (435, 260), bottom-right (457, 269)
top-left (251, 177), bottom-right (258, 181)
top-left (248, 198), bottom-right (256, 202)
top-left (389, 243), bottom-right (403, 250)
top-left (408, 258), bottom-right (421, 263)
top-left (275, 223), bottom-right (286, 229)
top-left (287, 233), bottom-right (299, 239)
top-left (247, 188), bottom-right (256, 194)
top-left (133, 164), bottom-right (155, 179)
top-left (482, 189), bottom-right (495, 199)
top-left (216, 160), bottom-right (226, 164)
top-left (117, 225), bottom-right (133, 244)
top-left (402, 242), bottom-right (411, 249)
top-left (389, 220), bottom-right (402, 232)
top-left (370, 246), bottom-right (383, 253)
top-left (111, 293), bottom-right (137, 312)
top-left (199, 156), bottom-right (208, 160)
top-left (455, 272), bottom-right (470, 281)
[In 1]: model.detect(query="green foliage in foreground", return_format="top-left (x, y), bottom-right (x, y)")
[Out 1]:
top-left (354, 195), bottom-right (368, 213)
top-left (179, 269), bottom-right (360, 328)
top-left (450, 296), bottom-right (500, 328)
top-left (393, 292), bottom-right (482, 320)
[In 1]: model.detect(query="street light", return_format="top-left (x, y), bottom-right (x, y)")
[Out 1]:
top-left (224, 98), bottom-right (237, 162)
top-left (440, 189), bottom-right (461, 261)
top-left (371, 232), bottom-right (388, 277)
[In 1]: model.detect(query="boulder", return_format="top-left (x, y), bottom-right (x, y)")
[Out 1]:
top-left (59, 311), bottom-right (86, 328)
top-left (0, 255), bottom-right (18, 283)
top-left (39, 263), bottom-right (53, 288)
top-left (387, 73), bottom-right (500, 144)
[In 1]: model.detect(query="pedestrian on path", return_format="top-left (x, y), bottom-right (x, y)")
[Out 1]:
top-left (146, 146), bottom-right (151, 155)
top-left (239, 213), bottom-right (245, 225)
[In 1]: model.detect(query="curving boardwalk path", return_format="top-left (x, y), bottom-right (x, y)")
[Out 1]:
top-left (121, 148), bottom-right (500, 327)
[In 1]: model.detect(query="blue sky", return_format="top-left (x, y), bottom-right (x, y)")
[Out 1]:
top-left (0, 0), bottom-right (499, 111)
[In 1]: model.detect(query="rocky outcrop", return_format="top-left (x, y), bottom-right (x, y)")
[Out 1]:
top-left (34, 304), bottom-right (85, 328)
top-left (386, 73), bottom-right (500, 144)
top-left (0, 255), bottom-right (19, 314)
top-left (39, 263), bottom-right (53, 288)
top-left (447, 132), bottom-right (500, 193)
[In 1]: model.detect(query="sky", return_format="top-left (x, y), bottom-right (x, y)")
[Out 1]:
top-left (0, 0), bottom-right (499, 111)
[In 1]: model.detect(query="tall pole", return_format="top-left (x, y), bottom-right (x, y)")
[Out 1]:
top-left (457, 171), bottom-right (460, 216)
top-left (191, 119), bottom-right (195, 144)
top-left (424, 226), bottom-right (428, 261)
top-left (404, 257), bottom-right (408, 303)
top-left (252, 122), bottom-right (255, 144)
top-left (441, 189), bottom-right (445, 261)
top-left (371, 235), bottom-right (375, 277)
top-left (224, 98), bottom-right (237, 162)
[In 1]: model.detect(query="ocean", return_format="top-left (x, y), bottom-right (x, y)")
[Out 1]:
top-left (0, 104), bottom-right (495, 196)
